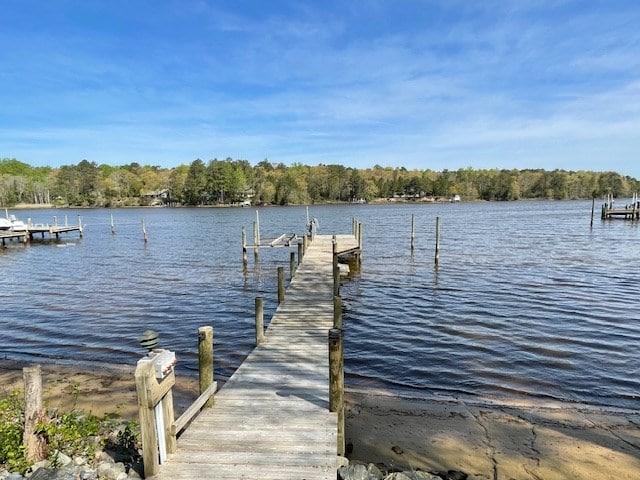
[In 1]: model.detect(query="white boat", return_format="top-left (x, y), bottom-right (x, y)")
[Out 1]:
top-left (1, 210), bottom-right (28, 231)
top-left (9, 215), bottom-right (27, 232)
top-left (0, 218), bottom-right (11, 230)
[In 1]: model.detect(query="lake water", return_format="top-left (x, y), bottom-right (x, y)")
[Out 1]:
top-left (1, 201), bottom-right (638, 409)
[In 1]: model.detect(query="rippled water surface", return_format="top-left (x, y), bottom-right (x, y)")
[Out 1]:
top-left (1, 201), bottom-right (638, 408)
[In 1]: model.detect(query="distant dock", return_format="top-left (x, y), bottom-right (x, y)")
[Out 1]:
top-left (0, 216), bottom-right (83, 246)
top-left (600, 193), bottom-right (640, 220)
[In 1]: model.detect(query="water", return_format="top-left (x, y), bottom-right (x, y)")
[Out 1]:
top-left (1, 201), bottom-right (639, 409)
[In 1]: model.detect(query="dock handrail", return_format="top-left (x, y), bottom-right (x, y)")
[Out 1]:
top-left (135, 326), bottom-right (216, 478)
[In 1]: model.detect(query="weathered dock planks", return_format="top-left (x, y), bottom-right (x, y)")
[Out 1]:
top-left (151, 234), bottom-right (358, 480)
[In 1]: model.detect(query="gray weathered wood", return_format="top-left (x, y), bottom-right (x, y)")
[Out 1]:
top-left (152, 234), bottom-right (359, 480)
top-left (23, 365), bottom-right (46, 463)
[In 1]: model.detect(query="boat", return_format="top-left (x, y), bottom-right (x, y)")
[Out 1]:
top-left (9, 215), bottom-right (28, 232)
top-left (1, 210), bottom-right (28, 231)
top-left (0, 217), bottom-right (11, 230)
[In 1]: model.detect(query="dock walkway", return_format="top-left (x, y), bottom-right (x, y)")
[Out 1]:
top-left (153, 234), bottom-right (358, 480)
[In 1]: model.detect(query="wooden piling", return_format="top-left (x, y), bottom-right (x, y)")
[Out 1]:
top-left (303, 235), bottom-right (308, 255)
top-left (135, 360), bottom-right (161, 477)
top-left (110, 213), bottom-right (115, 234)
top-left (142, 219), bottom-right (148, 243)
top-left (333, 295), bottom-right (342, 329)
top-left (435, 216), bottom-right (440, 267)
top-left (255, 297), bottom-right (264, 346)
top-left (290, 251), bottom-right (296, 278)
top-left (255, 210), bottom-right (261, 246)
top-left (590, 198), bottom-right (595, 227)
top-left (198, 326), bottom-right (214, 408)
top-left (242, 227), bottom-right (248, 269)
top-left (23, 365), bottom-right (46, 463)
top-left (277, 266), bottom-right (285, 303)
top-left (328, 328), bottom-right (345, 456)
top-left (411, 214), bottom-right (415, 252)
top-left (297, 241), bottom-right (303, 266)
top-left (253, 221), bottom-right (259, 262)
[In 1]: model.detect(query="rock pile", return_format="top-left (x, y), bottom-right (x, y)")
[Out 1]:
top-left (338, 461), bottom-right (468, 480)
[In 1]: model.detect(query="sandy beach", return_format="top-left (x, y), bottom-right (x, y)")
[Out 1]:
top-left (2, 360), bottom-right (639, 479)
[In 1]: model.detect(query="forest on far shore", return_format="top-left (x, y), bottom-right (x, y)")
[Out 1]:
top-left (1, 157), bottom-right (638, 208)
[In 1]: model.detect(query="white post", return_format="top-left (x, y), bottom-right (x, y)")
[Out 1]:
top-left (154, 403), bottom-right (167, 464)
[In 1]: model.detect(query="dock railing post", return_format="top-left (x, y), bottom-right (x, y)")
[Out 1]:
top-left (135, 354), bottom-right (176, 478)
top-left (77, 215), bottom-right (83, 238)
top-left (255, 297), bottom-right (264, 345)
top-left (297, 241), bottom-right (303, 266)
top-left (198, 326), bottom-right (214, 407)
top-left (303, 235), bottom-right (308, 255)
top-left (277, 266), bottom-right (285, 303)
top-left (328, 328), bottom-right (345, 456)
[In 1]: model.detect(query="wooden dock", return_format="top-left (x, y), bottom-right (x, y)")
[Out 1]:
top-left (600, 194), bottom-right (640, 220)
top-left (0, 220), bottom-right (83, 246)
top-left (149, 233), bottom-right (359, 480)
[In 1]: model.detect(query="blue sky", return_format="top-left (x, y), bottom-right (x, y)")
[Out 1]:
top-left (1, 1), bottom-right (639, 177)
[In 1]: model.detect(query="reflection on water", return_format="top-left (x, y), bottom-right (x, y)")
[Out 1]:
top-left (1, 201), bottom-right (639, 408)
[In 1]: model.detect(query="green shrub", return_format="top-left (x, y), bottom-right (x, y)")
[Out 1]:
top-left (0, 390), bottom-right (29, 473)
top-left (0, 388), bottom-right (141, 474)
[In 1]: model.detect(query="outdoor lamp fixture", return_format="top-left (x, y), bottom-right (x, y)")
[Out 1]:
top-left (139, 329), bottom-right (159, 351)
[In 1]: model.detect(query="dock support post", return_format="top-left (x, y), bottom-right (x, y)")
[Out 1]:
top-left (290, 251), bottom-right (296, 278)
top-left (303, 235), bottom-right (308, 255)
top-left (277, 266), bottom-right (285, 303)
top-left (333, 295), bottom-right (342, 329)
top-left (332, 235), bottom-right (340, 297)
top-left (255, 297), bottom-right (264, 345)
top-left (198, 326), bottom-right (214, 408)
top-left (328, 329), bottom-right (345, 456)
top-left (590, 198), bottom-right (595, 227)
top-left (23, 365), bottom-right (46, 463)
top-left (435, 216), bottom-right (440, 267)
top-left (110, 213), bottom-right (115, 234)
top-left (411, 214), bottom-right (415, 252)
top-left (297, 241), bottom-right (303, 266)
top-left (357, 222), bottom-right (363, 251)
top-left (242, 227), bottom-right (248, 269)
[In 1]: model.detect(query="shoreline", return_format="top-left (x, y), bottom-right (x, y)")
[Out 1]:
top-left (1, 360), bottom-right (639, 479)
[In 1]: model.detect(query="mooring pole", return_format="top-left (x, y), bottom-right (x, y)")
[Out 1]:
top-left (242, 227), bottom-right (248, 269)
top-left (435, 216), bottom-right (440, 267)
top-left (141, 219), bottom-right (148, 243)
top-left (411, 214), bottom-right (415, 252)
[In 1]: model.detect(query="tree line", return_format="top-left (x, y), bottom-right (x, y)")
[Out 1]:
top-left (1, 157), bottom-right (638, 208)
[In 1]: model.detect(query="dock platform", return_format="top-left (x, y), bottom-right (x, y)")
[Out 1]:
top-left (150, 234), bottom-right (358, 480)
